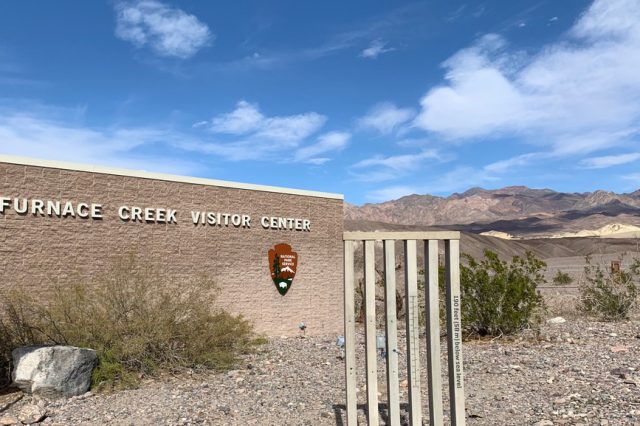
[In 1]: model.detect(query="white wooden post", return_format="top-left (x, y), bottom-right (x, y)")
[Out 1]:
top-left (404, 239), bottom-right (421, 425)
top-left (424, 240), bottom-right (444, 425)
top-left (343, 240), bottom-right (357, 426)
top-left (383, 240), bottom-right (400, 426)
top-left (445, 239), bottom-right (466, 425)
top-left (364, 240), bottom-right (379, 425)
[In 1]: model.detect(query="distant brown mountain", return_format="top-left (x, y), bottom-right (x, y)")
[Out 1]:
top-left (345, 186), bottom-right (640, 238)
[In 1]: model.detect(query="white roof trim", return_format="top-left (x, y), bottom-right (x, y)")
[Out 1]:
top-left (0, 155), bottom-right (344, 200)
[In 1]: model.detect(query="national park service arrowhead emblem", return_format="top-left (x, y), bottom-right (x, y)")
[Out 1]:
top-left (268, 243), bottom-right (298, 296)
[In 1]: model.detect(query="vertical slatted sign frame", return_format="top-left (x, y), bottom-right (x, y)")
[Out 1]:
top-left (383, 240), bottom-right (401, 426)
top-left (363, 241), bottom-right (379, 426)
top-left (343, 240), bottom-right (357, 426)
top-left (342, 231), bottom-right (465, 426)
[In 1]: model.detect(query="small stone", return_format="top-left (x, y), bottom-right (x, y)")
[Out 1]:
top-left (17, 404), bottom-right (46, 425)
top-left (0, 416), bottom-right (19, 426)
top-left (547, 317), bottom-right (566, 324)
top-left (534, 420), bottom-right (553, 426)
top-left (611, 345), bottom-right (628, 353)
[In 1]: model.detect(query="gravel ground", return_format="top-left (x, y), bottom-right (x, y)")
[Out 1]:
top-left (1, 319), bottom-right (640, 425)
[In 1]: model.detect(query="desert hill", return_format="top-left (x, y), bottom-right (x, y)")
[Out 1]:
top-left (345, 186), bottom-right (640, 239)
top-left (345, 219), bottom-right (640, 261)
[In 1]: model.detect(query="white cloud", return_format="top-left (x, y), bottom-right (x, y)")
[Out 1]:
top-left (0, 110), bottom-right (201, 174)
top-left (0, 101), bottom-right (340, 169)
top-left (354, 150), bottom-right (440, 171)
top-left (190, 101), bottom-right (347, 162)
top-left (414, 0), bottom-right (640, 156)
top-left (360, 40), bottom-right (394, 59)
top-left (210, 100), bottom-right (264, 134)
top-left (581, 152), bottom-right (640, 169)
top-left (207, 100), bottom-right (326, 146)
top-left (352, 150), bottom-right (441, 182)
top-left (114, 0), bottom-right (212, 59)
top-left (357, 102), bottom-right (415, 135)
top-left (294, 131), bottom-right (350, 163)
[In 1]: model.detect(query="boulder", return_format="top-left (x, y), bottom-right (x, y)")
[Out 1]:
top-left (12, 346), bottom-right (98, 398)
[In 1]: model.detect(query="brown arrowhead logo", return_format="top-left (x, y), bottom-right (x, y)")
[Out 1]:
top-left (268, 243), bottom-right (298, 296)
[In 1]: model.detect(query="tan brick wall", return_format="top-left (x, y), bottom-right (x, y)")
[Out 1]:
top-left (0, 161), bottom-right (344, 337)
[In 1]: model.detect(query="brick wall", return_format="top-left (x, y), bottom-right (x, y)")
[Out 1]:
top-left (0, 160), bottom-right (344, 337)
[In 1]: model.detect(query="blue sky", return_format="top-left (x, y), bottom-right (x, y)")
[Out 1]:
top-left (1, 0), bottom-right (639, 205)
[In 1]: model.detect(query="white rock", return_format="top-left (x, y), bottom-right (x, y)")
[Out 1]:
top-left (12, 346), bottom-right (98, 398)
top-left (546, 317), bottom-right (567, 324)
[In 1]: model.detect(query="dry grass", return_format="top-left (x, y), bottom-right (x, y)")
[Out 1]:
top-left (0, 253), bottom-right (263, 390)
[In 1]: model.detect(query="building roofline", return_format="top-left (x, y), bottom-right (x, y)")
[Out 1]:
top-left (0, 155), bottom-right (344, 200)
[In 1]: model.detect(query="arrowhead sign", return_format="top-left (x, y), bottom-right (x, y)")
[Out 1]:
top-left (268, 243), bottom-right (298, 295)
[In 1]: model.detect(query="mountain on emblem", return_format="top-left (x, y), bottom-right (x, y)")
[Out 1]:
top-left (268, 243), bottom-right (298, 296)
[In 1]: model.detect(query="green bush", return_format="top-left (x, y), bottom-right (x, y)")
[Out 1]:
top-left (578, 256), bottom-right (639, 321)
top-left (0, 253), bottom-right (262, 389)
top-left (460, 250), bottom-right (546, 336)
top-left (553, 270), bottom-right (573, 286)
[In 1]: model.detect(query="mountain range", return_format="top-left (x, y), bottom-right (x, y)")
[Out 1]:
top-left (345, 186), bottom-right (640, 238)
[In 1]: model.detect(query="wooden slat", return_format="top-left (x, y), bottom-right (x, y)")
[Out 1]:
top-left (445, 239), bottom-right (466, 426)
top-left (424, 240), bottom-right (444, 425)
top-left (383, 240), bottom-right (400, 426)
top-left (404, 240), bottom-right (422, 426)
top-left (343, 231), bottom-right (460, 242)
top-left (364, 240), bottom-right (379, 425)
top-left (343, 240), bottom-right (357, 426)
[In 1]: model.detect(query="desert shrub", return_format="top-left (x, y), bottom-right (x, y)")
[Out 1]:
top-left (578, 256), bottom-right (639, 321)
top-left (460, 250), bottom-right (546, 336)
top-left (0, 253), bottom-right (262, 389)
top-left (553, 270), bottom-right (573, 286)
top-left (0, 322), bottom-right (15, 388)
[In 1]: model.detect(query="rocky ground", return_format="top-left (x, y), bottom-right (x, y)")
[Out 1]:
top-left (1, 319), bottom-right (640, 425)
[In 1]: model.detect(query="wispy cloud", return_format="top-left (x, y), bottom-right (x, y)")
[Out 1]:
top-left (581, 152), bottom-right (640, 169)
top-left (360, 40), bottom-right (394, 59)
top-left (357, 102), bottom-right (415, 135)
top-left (351, 150), bottom-right (441, 182)
top-left (190, 100), bottom-right (347, 163)
top-left (211, 2), bottom-right (432, 72)
top-left (0, 47), bottom-right (44, 87)
top-left (0, 108), bottom-right (202, 174)
top-left (294, 131), bottom-right (351, 164)
top-left (209, 100), bottom-right (327, 151)
top-left (414, 0), bottom-right (640, 156)
top-left (114, 0), bottom-right (212, 59)
top-left (484, 152), bottom-right (547, 173)
top-left (366, 166), bottom-right (498, 201)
